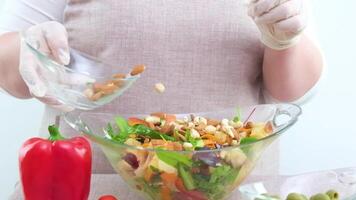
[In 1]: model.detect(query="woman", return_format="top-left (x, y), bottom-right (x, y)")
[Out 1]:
top-left (0, 0), bottom-right (323, 199)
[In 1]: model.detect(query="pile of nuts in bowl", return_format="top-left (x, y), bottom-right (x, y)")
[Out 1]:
top-left (84, 64), bottom-right (146, 101)
top-left (124, 111), bottom-right (273, 150)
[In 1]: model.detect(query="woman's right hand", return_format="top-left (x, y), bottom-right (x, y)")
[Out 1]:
top-left (19, 21), bottom-right (73, 111)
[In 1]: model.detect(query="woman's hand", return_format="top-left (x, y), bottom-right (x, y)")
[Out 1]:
top-left (248, 0), bottom-right (308, 50)
top-left (19, 21), bottom-right (73, 111)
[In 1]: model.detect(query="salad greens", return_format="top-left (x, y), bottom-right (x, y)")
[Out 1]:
top-left (106, 117), bottom-right (175, 143)
top-left (156, 150), bottom-right (192, 168)
top-left (185, 130), bottom-right (204, 149)
top-left (233, 107), bottom-right (242, 122)
top-left (240, 137), bottom-right (258, 145)
top-left (178, 163), bottom-right (196, 190)
top-left (193, 164), bottom-right (240, 199)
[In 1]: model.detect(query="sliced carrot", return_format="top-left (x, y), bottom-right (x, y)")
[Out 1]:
top-left (201, 134), bottom-right (216, 140)
top-left (165, 142), bottom-right (175, 151)
top-left (151, 139), bottom-right (166, 146)
top-left (128, 117), bottom-right (147, 126)
top-left (144, 167), bottom-right (154, 182)
top-left (161, 172), bottom-right (178, 186)
top-left (175, 178), bottom-right (187, 193)
top-left (173, 142), bottom-right (183, 151)
top-left (160, 185), bottom-right (172, 200)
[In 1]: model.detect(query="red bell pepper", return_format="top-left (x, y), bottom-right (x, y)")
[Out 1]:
top-left (19, 125), bottom-right (92, 200)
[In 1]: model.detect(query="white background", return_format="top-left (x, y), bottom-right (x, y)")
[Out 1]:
top-left (1, 0), bottom-right (356, 199)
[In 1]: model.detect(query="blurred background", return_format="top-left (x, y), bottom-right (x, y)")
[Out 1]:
top-left (1, 0), bottom-right (356, 199)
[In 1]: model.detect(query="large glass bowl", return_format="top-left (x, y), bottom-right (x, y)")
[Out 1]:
top-left (21, 33), bottom-right (140, 110)
top-left (64, 103), bottom-right (302, 200)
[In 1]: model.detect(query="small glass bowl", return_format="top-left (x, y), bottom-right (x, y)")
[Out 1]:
top-left (22, 35), bottom-right (140, 110)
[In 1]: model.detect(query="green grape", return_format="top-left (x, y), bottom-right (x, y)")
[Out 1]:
top-left (326, 189), bottom-right (339, 200)
top-left (286, 193), bottom-right (308, 200)
top-left (310, 193), bottom-right (331, 200)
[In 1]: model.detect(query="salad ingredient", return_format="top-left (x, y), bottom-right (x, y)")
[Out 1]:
top-left (221, 148), bottom-right (247, 168)
top-left (326, 190), bottom-right (339, 200)
top-left (123, 153), bottom-right (139, 169)
top-left (192, 151), bottom-right (220, 167)
top-left (112, 73), bottom-right (126, 79)
top-left (19, 125), bottom-right (92, 200)
top-left (155, 82), bottom-right (166, 93)
top-left (130, 64), bottom-right (146, 76)
top-left (160, 185), bottom-right (172, 200)
top-left (286, 193), bottom-right (308, 200)
top-left (178, 163), bottom-right (196, 190)
top-left (310, 193), bottom-right (331, 200)
top-left (98, 195), bottom-right (118, 200)
top-left (106, 112), bottom-right (272, 150)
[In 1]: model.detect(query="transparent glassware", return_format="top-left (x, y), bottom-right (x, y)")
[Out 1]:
top-left (239, 168), bottom-right (356, 200)
top-left (64, 103), bottom-right (302, 200)
top-left (21, 34), bottom-right (140, 110)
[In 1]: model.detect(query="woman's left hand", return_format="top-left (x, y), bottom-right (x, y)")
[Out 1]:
top-left (248, 0), bottom-right (308, 50)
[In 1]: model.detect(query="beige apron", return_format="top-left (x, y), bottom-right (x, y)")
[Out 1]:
top-left (41, 0), bottom-right (278, 175)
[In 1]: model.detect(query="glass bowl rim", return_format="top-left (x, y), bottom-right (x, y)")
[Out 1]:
top-left (21, 33), bottom-right (136, 80)
top-left (64, 103), bottom-right (302, 154)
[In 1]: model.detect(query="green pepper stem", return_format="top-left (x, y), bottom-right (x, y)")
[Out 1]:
top-left (48, 125), bottom-right (66, 141)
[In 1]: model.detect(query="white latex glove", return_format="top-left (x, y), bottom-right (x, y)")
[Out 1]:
top-left (248, 0), bottom-right (308, 50)
top-left (19, 21), bottom-right (89, 112)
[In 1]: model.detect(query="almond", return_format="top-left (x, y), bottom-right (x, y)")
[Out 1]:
top-left (111, 79), bottom-right (125, 87)
top-left (130, 64), bottom-right (146, 76)
top-left (92, 83), bottom-right (106, 93)
top-left (112, 73), bottom-right (127, 79)
top-left (207, 119), bottom-right (220, 126)
top-left (100, 84), bottom-right (119, 95)
top-left (90, 91), bottom-right (104, 101)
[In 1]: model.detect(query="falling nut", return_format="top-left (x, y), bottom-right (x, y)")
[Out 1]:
top-left (154, 83), bottom-right (165, 93)
top-left (112, 73), bottom-right (126, 79)
top-left (130, 65), bottom-right (146, 76)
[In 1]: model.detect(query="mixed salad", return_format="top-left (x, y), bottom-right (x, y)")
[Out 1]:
top-left (104, 110), bottom-right (274, 200)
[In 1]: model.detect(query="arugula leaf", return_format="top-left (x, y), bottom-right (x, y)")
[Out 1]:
top-left (106, 116), bottom-right (176, 143)
top-left (131, 125), bottom-right (175, 141)
top-left (185, 130), bottom-right (204, 150)
top-left (115, 116), bottom-right (130, 136)
top-left (233, 107), bottom-right (242, 122)
top-left (178, 163), bottom-right (196, 190)
top-left (106, 123), bottom-right (115, 138)
top-left (105, 123), bottom-right (126, 143)
top-left (209, 165), bottom-right (231, 183)
top-left (193, 164), bottom-right (240, 199)
top-left (240, 137), bottom-right (258, 145)
top-left (156, 150), bottom-right (192, 168)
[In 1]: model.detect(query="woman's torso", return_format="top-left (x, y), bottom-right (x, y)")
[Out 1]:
top-left (41, 0), bottom-right (274, 174)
